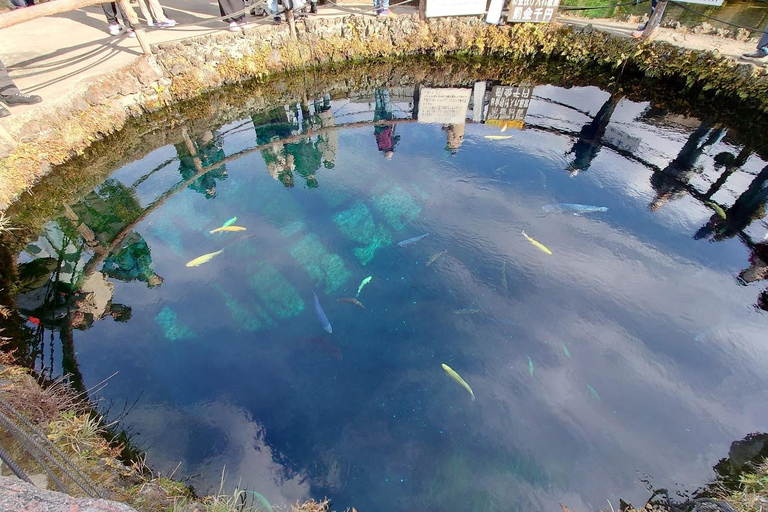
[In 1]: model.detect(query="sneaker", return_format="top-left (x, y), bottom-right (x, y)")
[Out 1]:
top-left (636, 22), bottom-right (647, 31)
top-left (229, 21), bottom-right (242, 31)
top-left (158, 19), bottom-right (177, 27)
top-left (147, 21), bottom-right (154, 26)
top-left (273, 16), bottom-right (281, 24)
top-left (309, 2), bottom-right (317, 13)
top-left (108, 23), bottom-right (123, 35)
top-left (378, 9), bottom-right (390, 16)
top-left (742, 47), bottom-right (768, 61)
top-left (2, 92), bottom-right (42, 105)
top-left (127, 29), bottom-right (137, 38)
top-left (0, 105), bottom-right (9, 118)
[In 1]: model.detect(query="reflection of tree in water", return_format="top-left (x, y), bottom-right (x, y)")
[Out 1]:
top-left (253, 98), bottom-right (336, 189)
top-left (174, 130), bottom-right (228, 199)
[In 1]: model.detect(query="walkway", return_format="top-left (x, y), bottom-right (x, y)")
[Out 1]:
top-left (0, 2), bottom-right (760, 119)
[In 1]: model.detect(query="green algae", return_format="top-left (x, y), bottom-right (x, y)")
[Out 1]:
top-left (246, 261), bottom-right (305, 319)
top-left (154, 306), bottom-right (195, 341)
top-left (289, 234), bottom-right (351, 293)
top-left (371, 185), bottom-right (422, 232)
top-left (332, 201), bottom-right (392, 265)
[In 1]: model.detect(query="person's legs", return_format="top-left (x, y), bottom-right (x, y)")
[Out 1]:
top-left (743, 24), bottom-right (768, 60)
top-left (146, 0), bottom-right (176, 25)
top-left (102, 2), bottom-right (119, 25)
top-left (268, 0), bottom-right (280, 23)
top-left (135, 0), bottom-right (154, 25)
top-left (378, 0), bottom-right (389, 15)
top-left (0, 58), bottom-right (42, 109)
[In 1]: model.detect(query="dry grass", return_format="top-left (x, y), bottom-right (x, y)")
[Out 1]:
top-left (1, 370), bottom-right (83, 424)
top-left (0, 212), bottom-right (17, 234)
top-left (724, 462), bottom-right (768, 512)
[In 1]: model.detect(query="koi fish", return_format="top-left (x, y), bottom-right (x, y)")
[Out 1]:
top-left (313, 291), bottom-right (332, 334)
top-left (705, 201), bottom-right (727, 220)
top-left (250, 491), bottom-right (274, 512)
top-left (337, 297), bottom-right (365, 309)
top-left (308, 336), bottom-right (343, 361)
top-left (542, 204), bottom-right (608, 215)
top-left (527, 356), bottom-right (534, 376)
top-left (186, 249), bottom-right (224, 267)
top-left (485, 135), bottom-right (512, 140)
top-left (501, 123), bottom-right (508, 133)
top-left (28, 316), bottom-right (40, 326)
top-left (397, 233), bottom-right (429, 247)
top-left (208, 226), bottom-right (247, 234)
top-left (222, 217), bottom-right (238, 228)
top-left (357, 276), bottom-right (372, 297)
top-left (441, 363), bottom-right (475, 401)
top-left (426, 249), bottom-right (447, 267)
top-left (561, 342), bottom-right (570, 357)
top-left (587, 384), bottom-right (601, 402)
top-left (521, 230), bottom-right (552, 255)
top-left (454, 308), bottom-right (480, 315)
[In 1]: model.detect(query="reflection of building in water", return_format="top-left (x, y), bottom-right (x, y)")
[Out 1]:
top-left (174, 130), bottom-right (228, 199)
top-left (566, 94), bottom-right (622, 176)
top-left (649, 123), bottom-right (726, 211)
top-left (373, 88), bottom-right (400, 160)
top-left (442, 123), bottom-right (465, 155)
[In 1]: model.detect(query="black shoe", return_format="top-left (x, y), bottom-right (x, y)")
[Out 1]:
top-left (2, 92), bottom-right (42, 105)
top-left (0, 105), bottom-right (9, 118)
top-left (742, 48), bottom-right (768, 61)
top-left (309, 2), bottom-right (317, 13)
top-left (273, 15), bottom-right (281, 24)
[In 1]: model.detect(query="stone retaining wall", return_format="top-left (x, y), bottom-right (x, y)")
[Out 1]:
top-left (1, 13), bottom-right (767, 211)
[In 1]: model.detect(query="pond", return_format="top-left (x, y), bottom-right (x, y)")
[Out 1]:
top-left (3, 59), bottom-right (768, 512)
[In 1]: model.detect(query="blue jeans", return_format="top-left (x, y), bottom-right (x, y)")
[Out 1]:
top-left (268, 0), bottom-right (278, 15)
top-left (373, 0), bottom-right (389, 11)
top-left (759, 24), bottom-right (768, 50)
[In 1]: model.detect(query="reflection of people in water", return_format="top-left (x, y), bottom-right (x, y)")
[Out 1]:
top-left (695, 164), bottom-right (768, 242)
top-left (649, 123), bottom-right (726, 211)
top-left (373, 88), bottom-right (400, 160)
top-left (175, 130), bottom-right (228, 199)
top-left (565, 94), bottom-right (622, 176)
top-left (442, 124), bottom-right (465, 155)
top-left (102, 231), bottom-right (164, 288)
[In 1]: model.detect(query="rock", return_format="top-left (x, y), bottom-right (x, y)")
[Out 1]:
top-left (134, 482), bottom-right (173, 509)
top-left (0, 475), bottom-right (138, 512)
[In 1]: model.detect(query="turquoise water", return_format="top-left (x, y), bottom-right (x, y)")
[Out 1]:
top-left (8, 79), bottom-right (768, 512)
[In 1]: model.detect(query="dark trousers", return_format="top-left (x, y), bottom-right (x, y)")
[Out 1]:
top-left (0, 58), bottom-right (20, 97)
top-left (102, 2), bottom-right (130, 25)
top-left (218, 0), bottom-right (245, 22)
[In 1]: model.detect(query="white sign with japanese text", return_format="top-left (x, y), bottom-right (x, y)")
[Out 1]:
top-left (678, 0), bottom-right (722, 5)
top-left (426, 0), bottom-right (487, 18)
top-left (418, 87), bottom-right (472, 125)
top-left (508, 0), bottom-right (559, 23)
top-left (486, 85), bottom-right (533, 122)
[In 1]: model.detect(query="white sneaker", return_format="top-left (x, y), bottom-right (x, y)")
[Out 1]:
top-left (108, 23), bottom-right (123, 36)
top-left (158, 19), bottom-right (177, 27)
top-left (229, 21), bottom-right (241, 31)
top-left (147, 21), bottom-right (154, 26)
top-left (127, 29), bottom-right (137, 38)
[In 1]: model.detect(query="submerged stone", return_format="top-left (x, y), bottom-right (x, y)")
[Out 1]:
top-left (371, 184), bottom-right (422, 232)
top-left (332, 201), bottom-right (392, 265)
top-left (154, 306), bottom-right (195, 341)
top-left (247, 261), bottom-right (305, 319)
top-left (289, 234), bottom-right (351, 293)
top-left (215, 285), bottom-right (270, 332)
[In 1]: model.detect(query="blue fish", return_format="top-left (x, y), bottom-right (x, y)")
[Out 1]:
top-left (397, 233), bottom-right (429, 247)
top-left (542, 204), bottom-right (608, 215)
top-left (313, 291), bottom-right (332, 333)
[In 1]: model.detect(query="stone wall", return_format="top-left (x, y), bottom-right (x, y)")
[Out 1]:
top-left (1, 13), bottom-right (767, 212)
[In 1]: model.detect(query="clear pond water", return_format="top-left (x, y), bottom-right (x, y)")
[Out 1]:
top-left (7, 69), bottom-right (768, 512)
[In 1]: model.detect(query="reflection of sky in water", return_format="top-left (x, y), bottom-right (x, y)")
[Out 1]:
top-left (16, 83), bottom-right (768, 512)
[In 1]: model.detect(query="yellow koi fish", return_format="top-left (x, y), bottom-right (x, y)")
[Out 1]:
top-left (485, 135), bottom-right (512, 140)
top-left (186, 249), bottom-right (224, 267)
top-left (501, 123), bottom-right (508, 133)
top-left (208, 226), bottom-right (247, 234)
top-left (521, 230), bottom-right (552, 255)
top-left (442, 363), bottom-right (476, 401)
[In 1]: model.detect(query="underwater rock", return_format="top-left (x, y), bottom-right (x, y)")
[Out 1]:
top-left (289, 234), bottom-right (351, 293)
top-left (247, 261), bottom-right (305, 319)
top-left (371, 185), bottom-right (422, 232)
top-left (332, 201), bottom-right (392, 265)
top-left (154, 306), bottom-right (195, 341)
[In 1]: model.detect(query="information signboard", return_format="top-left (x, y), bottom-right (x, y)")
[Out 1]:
top-left (507, 0), bottom-right (559, 23)
top-left (426, 0), bottom-right (487, 18)
top-left (417, 87), bottom-right (472, 125)
top-left (486, 85), bottom-right (533, 124)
